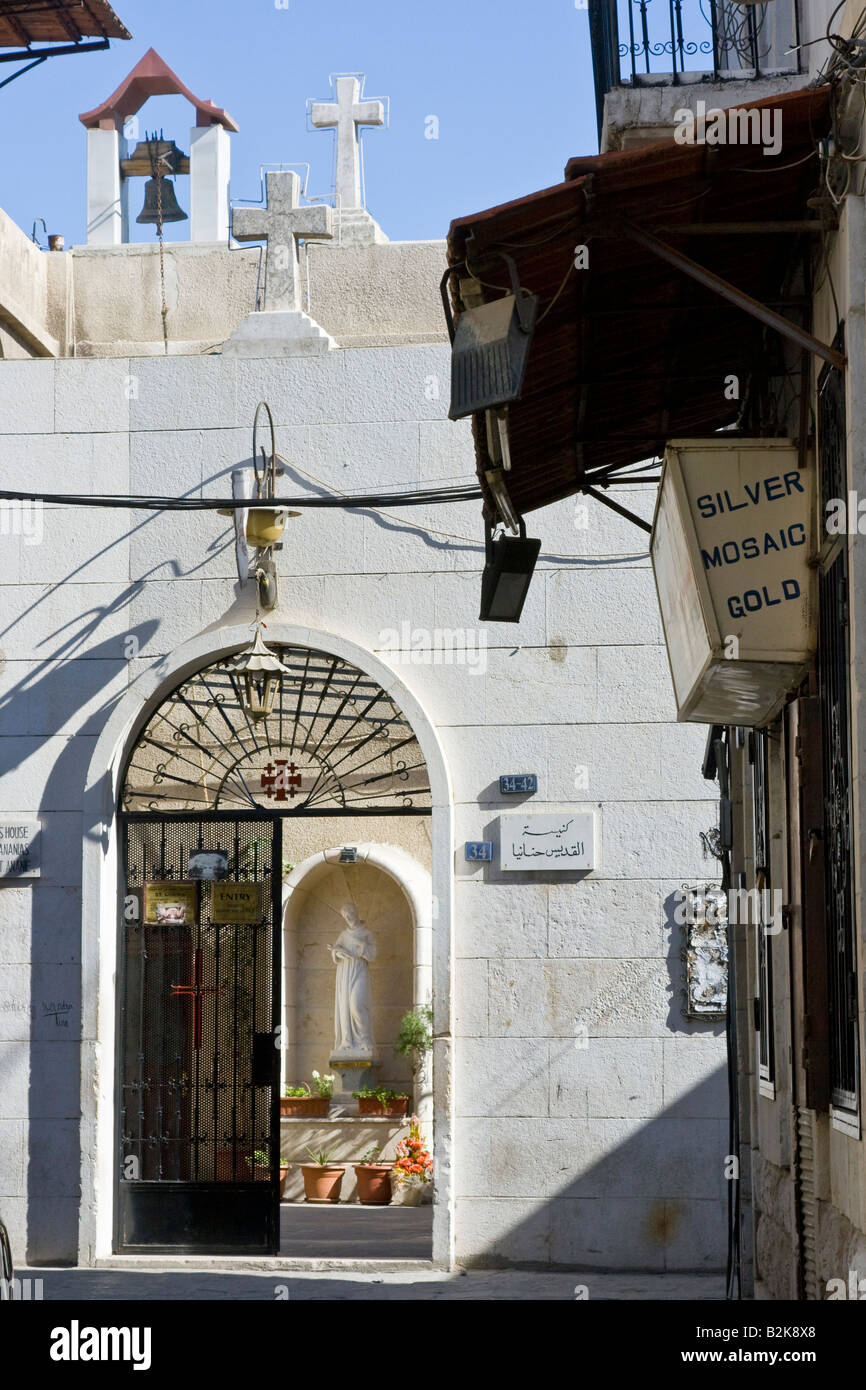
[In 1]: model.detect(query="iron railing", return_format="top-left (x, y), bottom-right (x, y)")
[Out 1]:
top-left (589, 0), bottom-right (802, 137)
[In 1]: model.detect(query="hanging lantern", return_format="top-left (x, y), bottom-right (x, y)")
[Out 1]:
top-left (226, 625), bottom-right (290, 720)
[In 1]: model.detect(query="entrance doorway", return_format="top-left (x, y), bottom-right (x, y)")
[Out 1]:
top-left (115, 641), bottom-right (434, 1258)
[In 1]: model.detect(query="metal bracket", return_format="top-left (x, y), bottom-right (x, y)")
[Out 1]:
top-left (621, 221), bottom-right (847, 372)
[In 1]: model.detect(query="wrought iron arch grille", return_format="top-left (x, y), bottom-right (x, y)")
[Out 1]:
top-left (122, 645), bottom-right (432, 815)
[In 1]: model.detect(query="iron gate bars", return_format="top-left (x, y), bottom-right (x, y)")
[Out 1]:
top-left (116, 813), bottom-right (281, 1254)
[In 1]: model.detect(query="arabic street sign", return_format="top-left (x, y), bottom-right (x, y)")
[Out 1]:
top-left (499, 812), bottom-right (595, 872)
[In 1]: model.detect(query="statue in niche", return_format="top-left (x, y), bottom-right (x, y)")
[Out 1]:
top-left (327, 904), bottom-right (376, 1059)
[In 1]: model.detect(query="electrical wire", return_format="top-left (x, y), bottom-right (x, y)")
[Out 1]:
top-left (0, 484), bottom-right (483, 511)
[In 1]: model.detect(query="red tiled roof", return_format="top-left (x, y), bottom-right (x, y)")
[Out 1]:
top-left (445, 86), bottom-right (832, 516)
top-left (79, 45), bottom-right (237, 131)
top-left (0, 0), bottom-right (130, 46)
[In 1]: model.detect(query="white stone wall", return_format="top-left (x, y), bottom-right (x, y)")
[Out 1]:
top-left (0, 343), bottom-right (725, 1267)
top-left (0, 232), bottom-right (449, 360)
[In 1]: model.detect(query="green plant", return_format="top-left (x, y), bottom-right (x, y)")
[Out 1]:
top-left (394, 1004), bottom-right (433, 1075)
top-left (304, 1144), bottom-right (340, 1167)
top-left (359, 1144), bottom-right (382, 1164)
top-left (352, 1086), bottom-right (409, 1104)
top-left (311, 1069), bottom-right (335, 1099)
top-left (283, 1082), bottom-right (312, 1098)
top-left (250, 1148), bottom-right (270, 1167)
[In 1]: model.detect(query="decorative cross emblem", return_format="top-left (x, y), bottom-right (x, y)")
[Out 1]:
top-left (170, 949), bottom-right (220, 1052)
top-left (261, 759), bottom-right (302, 802)
top-left (231, 170), bottom-right (333, 312)
top-left (311, 76), bottom-right (385, 211)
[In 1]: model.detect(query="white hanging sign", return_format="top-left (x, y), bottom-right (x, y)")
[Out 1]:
top-left (651, 439), bottom-right (816, 726)
top-left (500, 812), bottom-right (595, 871)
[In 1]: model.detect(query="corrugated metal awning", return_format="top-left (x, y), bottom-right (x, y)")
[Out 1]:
top-left (445, 86), bottom-right (833, 518)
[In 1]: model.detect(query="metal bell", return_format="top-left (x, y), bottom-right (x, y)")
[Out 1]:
top-left (136, 176), bottom-right (187, 226)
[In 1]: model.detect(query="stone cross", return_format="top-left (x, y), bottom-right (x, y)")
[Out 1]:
top-left (231, 170), bottom-right (332, 312)
top-left (311, 76), bottom-right (385, 211)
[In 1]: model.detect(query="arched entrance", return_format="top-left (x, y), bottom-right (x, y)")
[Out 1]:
top-left (78, 624), bottom-right (453, 1266)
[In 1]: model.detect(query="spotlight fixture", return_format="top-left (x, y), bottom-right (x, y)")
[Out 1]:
top-left (441, 251), bottom-right (538, 420)
top-left (479, 516), bottom-right (541, 623)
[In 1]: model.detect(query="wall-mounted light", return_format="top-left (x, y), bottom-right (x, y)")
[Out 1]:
top-left (440, 251), bottom-right (538, 420)
top-left (480, 517), bottom-right (541, 623)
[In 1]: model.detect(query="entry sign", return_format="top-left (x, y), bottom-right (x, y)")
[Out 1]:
top-left (0, 819), bottom-right (41, 878)
top-left (500, 813), bottom-right (595, 871)
top-left (651, 439), bottom-right (816, 726)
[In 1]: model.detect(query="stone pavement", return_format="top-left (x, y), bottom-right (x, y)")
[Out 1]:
top-left (21, 1268), bottom-right (726, 1300)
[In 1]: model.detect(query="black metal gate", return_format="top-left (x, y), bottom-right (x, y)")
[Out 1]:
top-left (116, 812), bottom-right (282, 1254)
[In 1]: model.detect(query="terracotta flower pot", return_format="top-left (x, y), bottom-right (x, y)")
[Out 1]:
top-left (357, 1096), bottom-right (410, 1117)
top-left (395, 1181), bottom-right (433, 1207)
top-left (230, 1160), bottom-right (290, 1193)
top-left (354, 1164), bottom-right (393, 1205)
top-left (280, 1096), bottom-right (329, 1118)
top-left (301, 1164), bottom-right (345, 1203)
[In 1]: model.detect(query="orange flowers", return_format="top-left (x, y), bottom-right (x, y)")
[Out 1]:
top-left (393, 1115), bottom-right (433, 1186)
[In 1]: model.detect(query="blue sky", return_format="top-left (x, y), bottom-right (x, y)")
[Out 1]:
top-left (0, 0), bottom-right (598, 246)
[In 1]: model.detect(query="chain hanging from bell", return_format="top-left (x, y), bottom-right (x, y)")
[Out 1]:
top-left (136, 176), bottom-right (187, 226)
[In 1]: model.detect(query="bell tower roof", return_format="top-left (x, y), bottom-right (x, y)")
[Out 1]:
top-left (79, 46), bottom-right (238, 132)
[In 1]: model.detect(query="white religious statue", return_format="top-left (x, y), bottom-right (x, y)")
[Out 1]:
top-left (327, 904), bottom-right (376, 1060)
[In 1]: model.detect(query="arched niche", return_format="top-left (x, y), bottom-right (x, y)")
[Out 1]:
top-left (282, 845), bottom-right (433, 1121)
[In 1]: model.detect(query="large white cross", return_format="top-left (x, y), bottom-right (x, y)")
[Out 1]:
top-left (231, 170), bottom-right (333, 312)
top-left (311, 76), bottom-right (385, 211)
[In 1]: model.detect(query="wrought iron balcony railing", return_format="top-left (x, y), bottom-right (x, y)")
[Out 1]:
top-left (589, 0), bottom-right (803, 137)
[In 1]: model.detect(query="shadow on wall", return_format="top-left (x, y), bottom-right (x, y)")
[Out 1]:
top-left (0, 596), bottom-right (162, 1264)
top-left (454, 1067), bottom-right (730, 1272)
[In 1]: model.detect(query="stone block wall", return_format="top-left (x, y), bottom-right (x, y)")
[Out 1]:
top-left (0, 344), bottom-right (726, 1266)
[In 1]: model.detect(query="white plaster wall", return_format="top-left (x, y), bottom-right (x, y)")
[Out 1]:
top-left (0, 345), bottom-right (724, 1268)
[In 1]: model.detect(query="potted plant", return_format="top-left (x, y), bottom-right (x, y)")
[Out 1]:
top-left (353, 1144), bottom-right (393, 1206)
top-left (394, 1004), bottom-right (433, 1079)
top-left (352, 1086), bottom-right (411, 1117)
top-left (300, 1145), bottom-right (346, 1203)
top-left (280, 1070), bottom-right (335, 1117)
top-left (246, 1148), bottom-right (290, 1196)
top-left (392, 1116), bottom-right (433, 1206)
